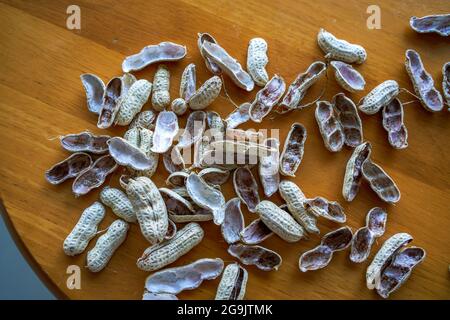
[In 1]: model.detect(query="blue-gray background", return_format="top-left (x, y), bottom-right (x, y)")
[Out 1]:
top-left (0, 215), bottom-right (56, 300)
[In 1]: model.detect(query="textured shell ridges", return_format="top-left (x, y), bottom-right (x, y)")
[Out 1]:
top-left (137, 222), bottom-right (204, 271)
top-left (215, 263), bottom-right (248, 300)
top-left (279, 180), bottom-right (319, 234)
top-left (366, 232), bottom-right (413, 289)
top-left (126, 177), bottom-right (168, 244)
top-left (116, 80), bottom-right (152, 125)
top-left (63, 202), bottom-right (105, 256)
top-left (247, 38), bottom-right (269, 86)
top-left (86, 219), bottom-right (129, 272)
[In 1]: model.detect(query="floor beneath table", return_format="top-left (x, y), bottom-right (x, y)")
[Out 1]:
top-left (0, 214), bottom-right (55, 300)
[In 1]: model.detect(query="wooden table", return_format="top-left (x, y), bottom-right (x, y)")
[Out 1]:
top-left (0, 0), bottom-right (449, 300)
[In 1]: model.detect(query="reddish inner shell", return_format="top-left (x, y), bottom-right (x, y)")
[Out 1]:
top-left (321, 227), bottom-right (353, 251)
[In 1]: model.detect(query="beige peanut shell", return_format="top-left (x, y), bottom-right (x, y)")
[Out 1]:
top-left (215, 263), bottom-right (248, 300)
top-left (188, 76), bottom-right (222, 110)
top-left (247, 38), bottom-right (269, 87)
top-left (317, 28), bottom-right (367, 64)
top-left (86, 219), bottom-right (129, 272)
top-left (279, 180), bottom-right (319, 234)
top-left (255, 200), bottom-right (305, 242)
top-left (342, 141), bottom-right (372, 202)
top-left (152, 65), bottom-right (171, 111)
top-left (115, 79), bottom-right (152, 126)
top-left (63, 202), bottom-right (105, 256)
top-left (126, 177), bottom-right (168, 244)
top-left (100, 186), bottom-right (136, 223)
top-left (171, 98), bottom-right (188, 115)
top-left (137, 222), bottom-right (204, 271)
top-left (366, 232), bottom-right (413, 290)
top-left (358, 80), bottom-right (399, 115)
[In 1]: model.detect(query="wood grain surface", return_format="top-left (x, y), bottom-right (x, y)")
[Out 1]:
top-left (0, 0), bottom-right (449, 300)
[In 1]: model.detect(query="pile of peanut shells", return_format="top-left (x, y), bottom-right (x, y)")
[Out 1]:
top-left (46, 14), bottom-right (449, 300)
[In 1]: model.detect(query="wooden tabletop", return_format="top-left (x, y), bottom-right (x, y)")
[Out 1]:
top-left (0, 0), bottom-right (449, 300)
